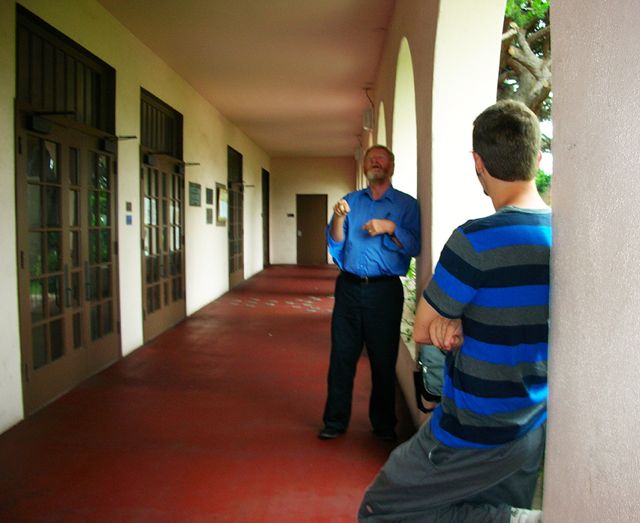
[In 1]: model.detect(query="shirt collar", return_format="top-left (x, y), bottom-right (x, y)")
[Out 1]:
top-left (365, 185), bottom-right (395, 202)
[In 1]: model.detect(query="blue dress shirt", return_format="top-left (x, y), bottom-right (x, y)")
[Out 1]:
top-left (326, 186), bottom-right (421, 277)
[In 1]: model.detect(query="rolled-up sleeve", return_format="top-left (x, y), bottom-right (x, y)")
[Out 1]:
top-left (326, 217), bottom-right (346, 270)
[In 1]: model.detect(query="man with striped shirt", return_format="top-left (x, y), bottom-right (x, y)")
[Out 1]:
top-left (359, 100), bottom-right (551, 523)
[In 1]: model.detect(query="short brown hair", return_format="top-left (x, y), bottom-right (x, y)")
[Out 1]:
top-left (472, 100), bottom-right (541, 181)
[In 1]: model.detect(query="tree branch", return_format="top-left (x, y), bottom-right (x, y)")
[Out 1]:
top-left (514, 25), bottom-right (539, 63)
top-left (508, 46), bottom-right (542, 78)
top-left (498, 9), bottom-right (552, 119)
top-left (505, 56), bottom-right (526, 76)
top-left (527, 25), bottom-right (551, 48)
top-left (502, 26), bottom-right (518, 42)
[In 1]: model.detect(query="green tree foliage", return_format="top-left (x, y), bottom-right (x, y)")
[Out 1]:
top-left (499, 1), bottom-right (551, 122)
top-left (535, 169), bottom-right (551, 195)
top-left (401, 258), bottom-right (417, 344)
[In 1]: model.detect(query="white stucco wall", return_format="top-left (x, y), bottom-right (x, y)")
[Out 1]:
top-left (544, 2), bottom-right (640, 520)
top-left (0, 2), bottom-right (23, 430)
top-left (0, 0), bottom-right (268, 433)
top-left (430, 0), bottom-right (502, 270)
top-left (392, 37), bottom-right (418, 199)
top-left (270, 157), bottom-right (355, 264)
top-left (376, 101), bottom-right (387, 146)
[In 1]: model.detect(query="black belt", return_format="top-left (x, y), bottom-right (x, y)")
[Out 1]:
top-left (340, 271), bottom-right (399, 284)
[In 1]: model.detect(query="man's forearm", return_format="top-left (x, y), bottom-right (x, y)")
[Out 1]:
top-left (330, 215), bottom-right (346, 242)
top-left (413, 295), bottom-right (463, 351)
top-left (413, 296), bottom-right (436, 345)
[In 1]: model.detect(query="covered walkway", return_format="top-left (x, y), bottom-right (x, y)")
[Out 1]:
top-left (0, 265), bottom-right (413, 522)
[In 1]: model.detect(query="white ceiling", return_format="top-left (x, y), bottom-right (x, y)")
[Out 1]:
top-left (97, 0), bottom-right (395, 158)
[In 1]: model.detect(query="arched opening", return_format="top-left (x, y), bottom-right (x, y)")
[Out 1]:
top-left (376, 101), bottom-right (387, 145)
top-left (391, 37), bottom-right (417, 198)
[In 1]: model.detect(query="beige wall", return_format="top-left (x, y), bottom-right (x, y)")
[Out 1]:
top-left (545, 1), bottom-right (640, 520)
top-left (0, 2), bottom-right (22, 430)
top-left (0, 0), bottom-right (269, 433)
top-left (270, 157), bottom-right (355, 264)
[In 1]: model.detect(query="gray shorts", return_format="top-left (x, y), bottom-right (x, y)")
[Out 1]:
top-left (358, 421), bottom-right (545, 522)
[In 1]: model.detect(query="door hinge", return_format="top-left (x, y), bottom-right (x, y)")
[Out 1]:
top-left (23, 363), bottom-right (29, 383)
top-left (19, 250), bottom-right (24, 270)
top-left (18, 136), bottom-right (22, 155)
top-left (114, 240), bottom-right (118, 256)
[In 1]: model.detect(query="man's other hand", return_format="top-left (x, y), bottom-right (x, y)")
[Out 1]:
top-left (363, 219), bottom-right (395, 236)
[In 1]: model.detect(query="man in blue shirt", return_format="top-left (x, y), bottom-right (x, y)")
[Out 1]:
top-left (319, 145), bottom-right (421, 441)
top-left (359, 101), bottom-right (550, 522)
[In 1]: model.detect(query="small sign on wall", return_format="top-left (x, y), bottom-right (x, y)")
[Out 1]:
top-left (189, 182), bottom-right (201, 206)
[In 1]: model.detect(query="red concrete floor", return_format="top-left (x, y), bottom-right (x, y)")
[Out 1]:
top-left (0, 265), bottom-right (414, 523)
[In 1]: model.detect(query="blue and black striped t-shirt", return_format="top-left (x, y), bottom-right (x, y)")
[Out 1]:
top-left (424, 206), bottom-right (552, 449)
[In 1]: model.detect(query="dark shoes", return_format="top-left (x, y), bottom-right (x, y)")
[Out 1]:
top-left (318, 426), bottom-right (345, 440)
top-left (318, 426), bottom-right (396, 441)
top-left (372, 429), bottom-right (397, 442)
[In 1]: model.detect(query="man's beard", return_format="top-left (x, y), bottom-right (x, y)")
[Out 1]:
top-left (365, 169), bottom-right (388, 182)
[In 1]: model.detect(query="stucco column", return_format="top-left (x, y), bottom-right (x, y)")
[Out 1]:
top-left (545, 1), bottom-right (640, 520)
top-left (0, 0), bottom-right (24, 430)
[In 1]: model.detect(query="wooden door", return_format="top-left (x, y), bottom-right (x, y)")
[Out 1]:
top-left (15, 5), bottom-right (119, 414)
top-left (141, 156), bottom-right (186, 342)
top-left (228, 147), bottom-right (244, 287)
top-left (16, 114), bottom-right (120, 414)
top-left (140, 90), bottom-right (185, 342)
top-left (296, 194), bottom-right (328, 265)
top-left (262, 169), bottom-right (270, 268)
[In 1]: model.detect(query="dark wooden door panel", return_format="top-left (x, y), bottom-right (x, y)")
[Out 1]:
top-left (296, 194), bottom-right (328, 265)
top-left (228, 147), bottom-right (244, 288)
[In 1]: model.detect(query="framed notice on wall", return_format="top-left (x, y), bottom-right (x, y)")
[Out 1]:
top-left (216, 183), bottom-right (228, 226)
top-left (188, 182), bottom-right (201, 207)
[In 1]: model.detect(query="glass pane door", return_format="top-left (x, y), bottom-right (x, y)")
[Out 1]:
top-left (87, 152), bottom-right (114, 341)
top-left (25, 136), bottom-right (66, 371)
top-left (16, 118), bottom-right (120, 414)
top-left (141, 156), bottom-right (185, 342)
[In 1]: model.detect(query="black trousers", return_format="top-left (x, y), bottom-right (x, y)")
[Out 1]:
top-left (323, 273), bottom-right (404, 433)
